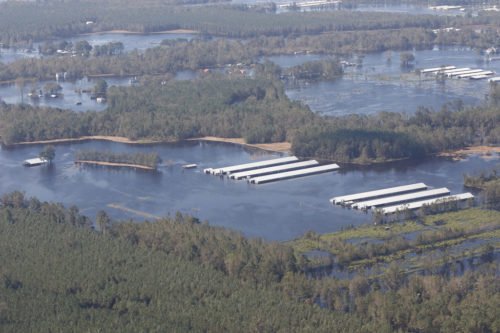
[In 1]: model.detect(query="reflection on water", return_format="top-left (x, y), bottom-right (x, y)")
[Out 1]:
top-left (0, 140), bottom-right (497, 241)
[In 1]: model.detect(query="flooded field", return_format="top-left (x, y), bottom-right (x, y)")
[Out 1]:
top-left (0, 32), bottom-right (194, 64)
top-left (1, 46), bottom-right (497, 114)
top-left (270, 47), bottom-right (496, 115)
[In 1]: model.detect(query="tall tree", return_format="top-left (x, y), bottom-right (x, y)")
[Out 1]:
top-left (96, 210), bottom-right (111, 234)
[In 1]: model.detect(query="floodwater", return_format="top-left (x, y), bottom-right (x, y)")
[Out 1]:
top-left (1, 46), bottom-right (496, 114)
top-left (268, 47), bottom-right (496, 115)
top-left (0, 140), bottom-right (496, 241)
top-left (0, 77), bottom-right (130, 112)
top-left (0, 32), bottom-right (194, 64)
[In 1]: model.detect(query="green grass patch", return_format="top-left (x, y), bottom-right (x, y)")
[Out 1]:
top-left (422, 208), bottom-right (500, 229)
top-left (322, 220), bottom-right (424, 241)
top-left (291, 208), bottom-right (499, 271)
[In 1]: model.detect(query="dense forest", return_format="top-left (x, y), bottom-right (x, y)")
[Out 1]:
top-left (292, 104), bottom-right (500, 163)
top-left (74, 149), bottom-right (162, 169)
top-left (0, 1), bottom-right (447, 45)
top-left (292, 128), bottom-right (425, 163)
top-left (0, 76), bottom-right (313, 144)
top-left (4, 0), bottom-right (500, 47)
top-left (0, 191), bottom-right (498, 332)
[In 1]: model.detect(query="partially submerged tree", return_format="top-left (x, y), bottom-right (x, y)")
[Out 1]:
top-left (400, 52), bottom-right (415, 67)
top-left (39, 145), bottom-right (55, 163)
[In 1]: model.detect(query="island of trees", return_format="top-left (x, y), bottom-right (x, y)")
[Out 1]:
top-left (74, 149), bottom-right (162, 169)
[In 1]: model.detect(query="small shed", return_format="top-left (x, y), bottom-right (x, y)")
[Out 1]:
top-left (23, 158), bottom-right (47, 167)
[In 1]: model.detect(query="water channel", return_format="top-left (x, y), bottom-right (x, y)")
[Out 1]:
top-left (0, 140), bottom-right (496, 241)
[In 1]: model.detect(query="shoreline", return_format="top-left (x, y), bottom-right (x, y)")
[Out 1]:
top-left (10, 136), bottom-right (161, 146)
top-left (7, 136), bottom-right (499, 163)
top-left (78, 29), bottom-right (198, 37)
top-left (8, 135), bottom-right (291, 153)
top-left (75, 160), bottom-right (156, 170)
top-left (436, 146), bottom-right (500, 161)
top-left (107, 203), bottom-right (160, 219)
top-left (188, 137), bottom-right (292, 153)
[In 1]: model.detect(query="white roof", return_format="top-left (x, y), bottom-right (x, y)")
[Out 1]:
top-left (421, 66), bottom-right (455, 73)
top-left (352, 188), bottom-right (451, 210)
top-left (330, 183), bottom-right (427, 204)
top-left (250, 163), bottom-right (339, 184)
top-left (23, 157), bottom-right (47, 165)
top-left (229, 160), bottom-right (318, 180)
top-left (210, 156), bottom-right (299, 175)
top-left (447, 69), bottom-right (483, 76)
top-left (442, 67), bottom-right (470, 74)
top-left (488, 77), bottom-right (500, 82)
top-left (380, 193), bottom-right (474, 214)
top-left (458, 71), bottom-right (493, 78)
top-left (470, 75), bottom-right (488, 79)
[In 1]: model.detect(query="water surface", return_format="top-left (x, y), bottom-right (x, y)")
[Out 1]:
top-left (0, 140), bottom-right (495, 241)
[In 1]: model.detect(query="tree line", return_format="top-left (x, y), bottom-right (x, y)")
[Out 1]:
top-left (292, 128), bottom-right (425, 163)
top-left (292, 103), bottom-right (500, 163)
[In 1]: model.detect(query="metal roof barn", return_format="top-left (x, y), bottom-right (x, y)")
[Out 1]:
top-left (447, 69), bottom-right (483, 77)
top-left (229, 160), bottom-right (318, 180)
top-left (442, 67), bottom-right (470, 74)
top-left (330, 183), bottom-right (428, 205)
top-left (249, 163), bottom-right (339, 184)
top-left (421, 66), bottom-right (455, 73)
top-left (458, 70), bottom-right (493, 78)
top-left (379, 192), bottom-right (474, 214)
top-left (470, 75), bottom-right (488, 80)
top-left (352, 188), bottom-right (451, 210)
top-left (207, 156), bottom-right (299, 175)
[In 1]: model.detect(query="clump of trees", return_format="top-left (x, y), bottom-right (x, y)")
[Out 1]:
top-left (287, 58), bottom-right (343, 81)
top-left (400, 52), bottom-right (415, 67)
top-left (464, 167), bottom-right (500, 208)
top-left (74, 149), bottom-right (162, 169)
top-left (292, 128), bottom-right (425, 163)
top-left (39, 145), bottom-right (55, 163)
